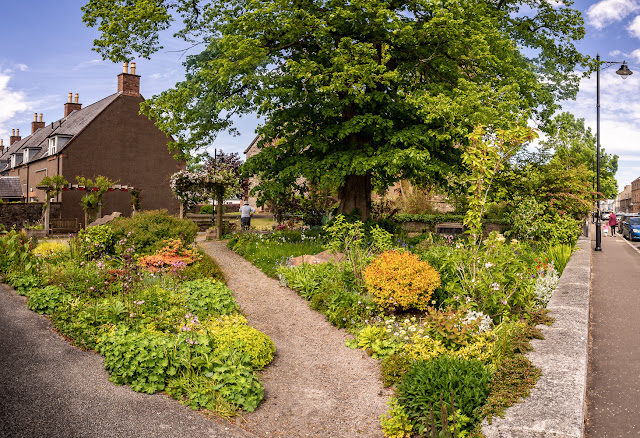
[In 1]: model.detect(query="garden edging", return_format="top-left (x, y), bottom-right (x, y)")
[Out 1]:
top-left (481, 236), bottom-right (590, 437)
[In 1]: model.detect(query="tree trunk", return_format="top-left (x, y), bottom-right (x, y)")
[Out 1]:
top-left (337, 174), bottom-right (372, 220)
top-left (179, 203), bottom-right (184, 219)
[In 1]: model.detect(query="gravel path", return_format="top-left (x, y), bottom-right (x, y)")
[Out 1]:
top-left (198, 239), bottom-right (392, 438)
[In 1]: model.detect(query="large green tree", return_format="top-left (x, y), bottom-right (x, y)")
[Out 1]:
top-left (492, 112), bottom-right (618, 218)
top-left (82, 0), bottom-right (589, 219)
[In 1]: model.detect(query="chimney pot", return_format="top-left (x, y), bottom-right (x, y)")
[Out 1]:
top-left (131, 62), bottom-right (136, 75)
top-left (68, 92), bottom-right (72, 103)
top-left (123, 62), bottom-right (129, 73)
top-left (12, 129), bottom-right (15, 136)
top-left (32, 113), bottom-right (45, 134)
top-left (74, 93), bottom-right (79, 104)
top-left (16, 129), bottom-right (19, 136)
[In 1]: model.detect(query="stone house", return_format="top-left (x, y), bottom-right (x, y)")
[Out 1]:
top-left (0, 63), bottom-right (184, 226)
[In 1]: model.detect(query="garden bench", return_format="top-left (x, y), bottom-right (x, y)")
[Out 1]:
top-left (435, 222), bottom-right (464, 235)
top-left (50, 218), bottom-right (80, 234)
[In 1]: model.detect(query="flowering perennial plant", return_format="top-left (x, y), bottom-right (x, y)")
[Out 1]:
top-left (138, 239), bottom-right (202, 272)
top-left (363, 250), bottom-right (440, 311)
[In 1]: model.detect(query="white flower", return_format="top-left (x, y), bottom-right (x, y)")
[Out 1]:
top-left (485, 262), bottom-right (495, 268)
top-left (491, 283), bottom-right (500, 291)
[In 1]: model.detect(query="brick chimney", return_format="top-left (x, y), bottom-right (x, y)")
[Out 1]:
top-left (64, 93), bottom-right (82, 117)
top-left (31, 113), bottom-right (45, 134)
top-left (117, 62), bottom-right (140, 97)
top-left (0, 139), bottom-right (4, 154)
top-left (10, 129), bottom-right (21, 145)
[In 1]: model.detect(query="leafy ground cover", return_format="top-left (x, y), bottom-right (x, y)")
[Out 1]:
top-left (229, 215), bottom-right (570, 437)
top-left (0, 212), bottom-right (274, 418)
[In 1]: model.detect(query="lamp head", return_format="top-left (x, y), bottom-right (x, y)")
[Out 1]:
top-left (616, 61), bottom-right (633, 79)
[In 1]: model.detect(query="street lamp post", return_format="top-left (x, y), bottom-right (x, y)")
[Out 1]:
top-left (595, 54), bottom-right (632, 251)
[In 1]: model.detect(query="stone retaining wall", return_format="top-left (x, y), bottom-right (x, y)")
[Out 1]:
top-left (482, 236), bottom-right (590, 437)
top-left (0, 203), bottom-right (62, 231)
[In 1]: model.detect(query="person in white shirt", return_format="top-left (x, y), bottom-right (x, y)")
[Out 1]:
top-left (239, 201), bottom-right (256, 230)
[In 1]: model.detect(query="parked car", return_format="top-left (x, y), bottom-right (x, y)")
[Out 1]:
top-left (620, 214), bottom-right (640, 240)
top-left (601, 211), bottom-right (610, 221)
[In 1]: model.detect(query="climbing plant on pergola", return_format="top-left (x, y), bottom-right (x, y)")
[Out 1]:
top-left (170, 165), bottom-right (240, 239)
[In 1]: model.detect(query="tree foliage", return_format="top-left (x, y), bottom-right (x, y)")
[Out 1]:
top-left (82, 0), bottom-right (591, 219)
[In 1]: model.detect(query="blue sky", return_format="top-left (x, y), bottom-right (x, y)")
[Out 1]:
top-left (1, 0), bottom-right (640, 193)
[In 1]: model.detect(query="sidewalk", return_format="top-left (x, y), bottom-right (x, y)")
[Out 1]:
top-left (585, 228), bottom-right (640, 437)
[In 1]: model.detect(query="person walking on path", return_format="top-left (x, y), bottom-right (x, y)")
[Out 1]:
top-left (239, 200), bottom-right (256, 230)
top-left (608, 211), bottom-right (617, 236)
top-left (586, 225), bottom-right (640, 436)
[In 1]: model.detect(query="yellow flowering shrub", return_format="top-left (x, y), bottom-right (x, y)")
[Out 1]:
top-left (453, 332), bottom-right (494, 365)
top-left (33, 240), bottom-right (67, 259)
top-left (363, 250), bottom-right (441, 311)
top-left (403, 335), bottom-right (448, 361)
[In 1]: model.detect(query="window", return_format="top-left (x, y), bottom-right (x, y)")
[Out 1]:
top-left (48, 137), bottom-right (57, 155)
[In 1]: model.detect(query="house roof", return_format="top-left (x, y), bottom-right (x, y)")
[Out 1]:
top-left (244, 135), bottom-right (261, 155)
top-left (0, 177), bottom-right (24, 199)
top-left (0, 93), bottom-right (120, 164)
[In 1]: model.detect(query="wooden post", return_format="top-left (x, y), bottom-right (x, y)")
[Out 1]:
top-left (44, 195), bottom-right (51, 235)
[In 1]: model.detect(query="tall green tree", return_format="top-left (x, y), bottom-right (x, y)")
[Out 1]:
top-left (82, 0), bottom-right (590, 219)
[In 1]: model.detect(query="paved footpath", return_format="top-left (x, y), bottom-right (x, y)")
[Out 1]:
top-left (586, 230), bottom-right (640, 437)
top-left (0, 283), bottom-right (255, 438)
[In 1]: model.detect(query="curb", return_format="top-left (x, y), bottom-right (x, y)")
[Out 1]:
top-left (482, 236), bottom-right (591, 438)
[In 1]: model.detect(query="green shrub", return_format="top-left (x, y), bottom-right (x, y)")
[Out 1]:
top-left (181, 279), bottom-right (239, 318)
top-left (199, 205), bottom-right (215, 215)
top-left (0, 229), bottom-right (39, 277)
top-left (6, 272), bottom-right (41, 296)
top-left (397, 356), bottom-right (493, 434)
top-left (99, 328), bottom-right (177, 394)
top-left (381, 353), bottom-right (412, 387)
top-left (78, 225), bottom-right (115, 258)
top-left (46, 260), bottom-right (111, 298)
top-left (181, 251), bottom-right (225, 282)
top-left (108, 210), bottom-right (198, 255)
top-left (27, 285), bottom-right (72, 314)
top-left (166, 348), bottom-right (264, 414)
top-left (209, 325), bottom-right (275, 369)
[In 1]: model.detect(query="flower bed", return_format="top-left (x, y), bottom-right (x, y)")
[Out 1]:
top-left (0, 222), bottom-right (273, 418)
top-left (235, 216), bottom-right (570, 436)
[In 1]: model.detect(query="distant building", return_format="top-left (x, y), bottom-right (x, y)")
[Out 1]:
top-left (616, 184), bottom-right (632, 213)
top-left (632, 177), bottom-right (640, 213)
top-left (0, 63), bottom-right (184, 226)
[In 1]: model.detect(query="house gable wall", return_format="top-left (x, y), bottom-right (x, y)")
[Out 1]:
top-left (59, 94), bottom-right (184, 224)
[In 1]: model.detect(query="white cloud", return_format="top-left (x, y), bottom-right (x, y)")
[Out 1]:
top-left (587, 0), bottom-right (640, 29)
top-left (15, 64), bottom-right (28, 72)
top-left (71, 59), bottom-right (105, 71)
top-left (628, 15), bottom-right (640, 38)
top-left (0, 71), bottom-right (30, 138)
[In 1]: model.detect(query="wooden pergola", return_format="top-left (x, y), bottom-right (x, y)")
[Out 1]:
top-left (36, 183), bottom-right (136, 234)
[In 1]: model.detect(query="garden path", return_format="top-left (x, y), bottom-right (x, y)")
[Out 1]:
top-left (198, 239), bottom-right (393, 438)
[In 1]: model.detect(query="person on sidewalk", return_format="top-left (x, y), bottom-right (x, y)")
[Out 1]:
top-left (609, 211), bottom-right (617, 236)
top-left (239, 200), bottom-right (256, 230)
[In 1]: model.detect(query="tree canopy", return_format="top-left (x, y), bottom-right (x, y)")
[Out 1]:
top-left (82, 0), bottom-right (590, 218)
